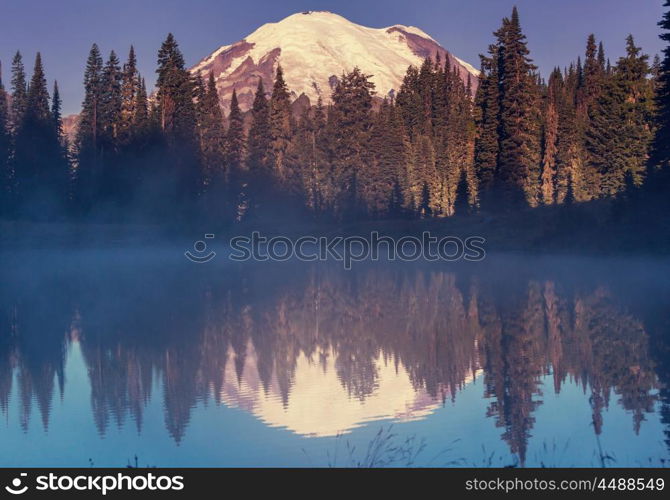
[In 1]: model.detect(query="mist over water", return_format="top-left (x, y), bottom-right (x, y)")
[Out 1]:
top-left (0, 244), bottom-right (669, 467)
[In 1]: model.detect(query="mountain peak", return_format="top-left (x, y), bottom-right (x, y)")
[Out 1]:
top-left (192, 11), bottom-right (478, 113)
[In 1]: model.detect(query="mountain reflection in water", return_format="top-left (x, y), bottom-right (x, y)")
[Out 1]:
top-left (0, 250), bottom-right (668, 466)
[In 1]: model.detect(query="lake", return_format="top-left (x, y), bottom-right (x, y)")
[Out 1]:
top-left (0, 247), bottom-right (668, 467)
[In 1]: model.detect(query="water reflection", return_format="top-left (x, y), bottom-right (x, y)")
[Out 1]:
top-left (0, 251), bottom-right (668, 465)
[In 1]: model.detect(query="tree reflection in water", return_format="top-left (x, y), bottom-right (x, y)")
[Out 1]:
top-left (0, 252), bottom-right (668, 465)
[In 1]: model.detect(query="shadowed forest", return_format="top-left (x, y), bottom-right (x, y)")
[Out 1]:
top-left (0, 5), bottom-right (669, 249)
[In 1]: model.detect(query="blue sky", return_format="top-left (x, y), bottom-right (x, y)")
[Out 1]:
top-left (0, 0), bottom-right (665, 114)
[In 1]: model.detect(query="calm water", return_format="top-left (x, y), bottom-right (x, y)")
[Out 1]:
top-left (0, 247), bottom-right (669, 467)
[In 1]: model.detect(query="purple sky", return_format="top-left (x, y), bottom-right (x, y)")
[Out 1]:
top-left (1, 0), bottom-right (665, 115)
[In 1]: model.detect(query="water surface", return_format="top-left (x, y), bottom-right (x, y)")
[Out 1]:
top-left (0, 249), bottom-right (668, 467)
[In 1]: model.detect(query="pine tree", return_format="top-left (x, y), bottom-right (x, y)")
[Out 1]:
top-left (14, 53), bottom-right (67, 216)
top-left (100, 51), bottom-right (122, 145)
top-left (246, 78), bottom-right (271, 176)
top-left (0, 66), bottom-right (11, 215)
top-left (396, 65), bottom-right (423, 141)
top-left (119, 46), bottom-right (139, 145)
top-left (268, 65), bottom-right (293, 186)
top-left (442, 64), bottom-right (476, 215)
top-left (198, 72), bottom-right (226, 193)
top-left (98, 51), bottom-right (123, 202)
top-left (586, 35), bottom-right (654, 195)
top-left (496, 7), bottom-right (542, 208)
top-left (134, 76), bottom-right (149, 129)
top-left (453, 169), bottom-right (470, 215)
top-left (359, 99), bottom-right (395, 216)
top-left (474, 49), bottom-right (500, 198)
top-left (653, 0), bottom-right (670, 169)
top-left (75, 44), bottom-right (104, 211)
top-left (50, 81), bottom-right (69, 186)
top-left (225, 89), bottom-right (245, 219)
top-left (386, 102), bottom-right (411, 216)
top-left (554, 64), bottom-right (584, 203)
top-left (292, 104), bottom-right (316, 210)
top-left (540, 69), bottom-right (561, 204)
top-left (10, 52), bottom-right (27, 132)
top-left (580, 34), bottom-right (605, 114)
top-left (330, 67), bottom-right (375, 218)
top-left (156, 33), bottom-right (199, 202)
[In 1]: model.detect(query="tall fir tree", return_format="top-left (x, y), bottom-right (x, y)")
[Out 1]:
top-left (330, 67), bottom-right (375, 218)
top-left (99, 51), bottom-right (123, 202)
top-left (653, 0), bottom-right (670, 169)
top-left (100, 51), bottom-right (122, 145)
top-left (0, 65), bottom-right (11, 215)
top-left (540, 68), bottom-right (561, 204)
top-left (268, 66), bottom-right (293, 187)
top-left (10, 52), bottom-right (27, 133)
top-left (14, 53), bottom-right (67, 217)
top-left (246, 78), bottom-right (272, 215)
top-left (225, 89), bottom-right (246, 219)
top-left (75, 44), bottom-right (104, 211)
top-left (554, 64), bottom-right (584, 203)
top-left (495, 7), bottom-right (542, 208)
top-left (119, 46), bottom-right (139, 146)
top-left (474, 47), bottom-right (500, 198)
top-left (156, 33), bottom-right (199, 203)
top-left (50, 81), bottom-right (69, 190)
top-left (246, 78), bottom-right (271, 176)
top-left (198, 72), bottom-right (226, 194)
top-left (586, 35), bottom-right (654, 196)
top-left (134, 76), bottom-right (149, 129)
top-left (580, 34), bottom-right (606, 115)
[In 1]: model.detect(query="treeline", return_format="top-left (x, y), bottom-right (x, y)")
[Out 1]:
top-left (0, 5), bottom-right (669, 225)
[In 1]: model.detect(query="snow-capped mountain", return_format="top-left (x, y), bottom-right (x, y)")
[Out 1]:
top-left (191, 11), bottom-right (479, 113)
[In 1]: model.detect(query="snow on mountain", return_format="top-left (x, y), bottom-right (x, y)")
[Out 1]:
top-left (191, 11), bottom-right (479, 113)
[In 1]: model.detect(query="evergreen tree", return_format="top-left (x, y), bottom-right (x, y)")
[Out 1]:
top-left (330, 67), bottom-right (375, 218)
top-left (99, 51), bottom-right (123, 202)
top-left (386, 102), bottom-right (411, 217)
top-left (119, 46), bottom-right (139, 145)
top-left (156, 33), bottom-right (199, 203)
top-left (496, 7), bottom-right (542, 208)
top-left (474, 49), bottom-right (500, 198)
top-left (453, 169), bottom-right (470, 215)
top-left (290, 98), bottom-right (330, 215)
top-left (134, 76), bottom-right (149, 129)
top-left (0, 66), bottom-right (11, 215)
top-left (395, 65), bottom-right (423, 140)
top-left (225, 89), bottom-right (245, 219)
top-left (10, 52), bottom-right (27, 132)
top-left (540, 69), bottom-right (561, 204)
top-left (100, 51), bottom-right (122, 145)
top-left (268, 66), bottom-right (293, 187)
top-left (75, 44), bottom-right (104, 211)
top-left (246, 78), bottom-right (272, 215)
top-left (580, 34), bottom-right (605, 114)
top-left (50, 81), bottom-right (69, 188)
top-left (14, 53), bottom-right (67, 217)
top-left (226, 89), bottom-right (245, 174)
top-left (554, 64), bottom-right (584, 203)
top-left (246, 78), bottom-right (271, 176)
top-left (653, 0), bottom-right (670, 169)
top-left (198, 72), bottom-right (226, 195)
top-left (359, 99), bottom-right (394, 216)
top-left (586, 35), bottom-right (654, 195)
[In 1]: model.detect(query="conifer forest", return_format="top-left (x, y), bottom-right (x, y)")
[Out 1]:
top-left (0, 5), bottom-right (669, 245)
